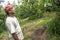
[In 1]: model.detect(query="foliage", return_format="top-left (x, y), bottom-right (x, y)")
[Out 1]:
top-left (44, 0), bottom-right (60, 12)
top-left (0, 6), bottom-right (7, 33)
top-left (15, 0), bottom-right (44, 20)
top-left (48, 12), bottom-right (60, 38)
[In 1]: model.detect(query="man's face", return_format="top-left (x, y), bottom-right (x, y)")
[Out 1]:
top-left (8, 8), bottom-right (14, 16)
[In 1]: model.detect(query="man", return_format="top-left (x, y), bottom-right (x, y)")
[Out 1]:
top-left (5, 5), bottom-right (24, 40)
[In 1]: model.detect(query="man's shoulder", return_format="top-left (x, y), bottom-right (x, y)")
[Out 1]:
top-left (14, 16), bottom-right (17, 19)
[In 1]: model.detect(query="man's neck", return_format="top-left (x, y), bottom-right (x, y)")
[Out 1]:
top-left (8, 15), bottom-right (14, 17)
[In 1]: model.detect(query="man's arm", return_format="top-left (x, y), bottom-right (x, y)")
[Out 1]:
top-left (12, 32), bottom-right (19, 40)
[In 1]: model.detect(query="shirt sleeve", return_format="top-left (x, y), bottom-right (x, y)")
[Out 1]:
top-left (6, 20), bottom-right (16, 34)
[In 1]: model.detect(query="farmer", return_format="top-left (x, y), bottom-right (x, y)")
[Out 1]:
top-left (5, 5), bottom-right (24, 40)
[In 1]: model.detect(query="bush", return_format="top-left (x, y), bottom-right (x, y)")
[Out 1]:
top-left (15, 0), bottom-right (44, 20)
top-left (48, 12), bottom-right (60, 37)
top-left (0, 6), bottom-right (7, 33)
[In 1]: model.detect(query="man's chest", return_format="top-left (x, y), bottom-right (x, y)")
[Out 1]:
top-left (10, 18), bottom-right (18, 27)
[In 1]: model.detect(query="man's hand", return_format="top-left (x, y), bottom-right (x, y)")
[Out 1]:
top-left (12, 32), bottom-right (19, 40)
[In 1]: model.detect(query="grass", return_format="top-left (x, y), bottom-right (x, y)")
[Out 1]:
top-left (20, 18), bottom-right (52, 40)
top-left (0, 31), bottom-right (8, 40)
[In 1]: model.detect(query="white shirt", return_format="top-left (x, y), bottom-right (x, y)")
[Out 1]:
top-left (5, 16), bottom-right (24, 40)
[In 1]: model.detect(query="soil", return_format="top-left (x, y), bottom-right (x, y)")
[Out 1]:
top-left (31, 26), bottom-right (48, 40)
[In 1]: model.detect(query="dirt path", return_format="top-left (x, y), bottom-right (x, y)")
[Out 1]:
top-left (22, 19), bottom-right (49, 40)
top-left (31, 26), bottom-right (48, 40)
top-left (22, 19), bottom-right (44, 36)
